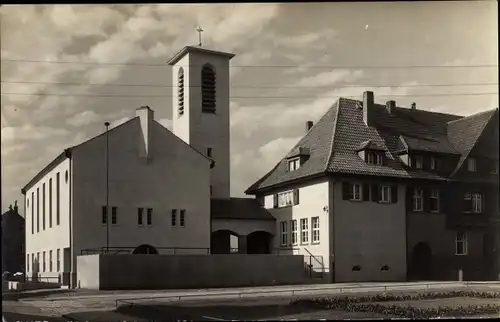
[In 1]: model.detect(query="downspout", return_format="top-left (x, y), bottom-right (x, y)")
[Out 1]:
top-left (64, 149), bottom-right (74, 288)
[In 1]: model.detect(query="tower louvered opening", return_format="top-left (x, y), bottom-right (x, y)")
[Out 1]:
top-left (178, 68), bottom-right (185, 116)
top-left (201, 64), bottom-right (216, 113)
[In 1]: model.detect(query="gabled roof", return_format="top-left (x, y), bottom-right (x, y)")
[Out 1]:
top-left (211, 198), bottom-right (275, 221)
top-left (356, 139), bottom-right (386, 152)
top-left (246, 95), bottom-right (495, 194)
top-left (167, 46), bottom-right (235, 66)
top-left (447, 108), bottom-right (498, 177)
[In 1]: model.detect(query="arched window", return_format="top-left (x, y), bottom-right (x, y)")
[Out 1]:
top-left (201, 64), bottom-right (216, 113)
top-left (178, 67), bottom-right (185, 116)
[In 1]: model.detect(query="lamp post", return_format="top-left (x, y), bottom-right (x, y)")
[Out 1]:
top-left (104, 122), bottom-right (110, 254)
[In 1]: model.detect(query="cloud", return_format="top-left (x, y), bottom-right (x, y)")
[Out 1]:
top-left (67, 110), bottom-right (101, 127)
top-left (110, 116), bottom-right (131, 129)
top-left (292, 69), bottom-right (364, 87)
top-left (274, 29), bottom-right (338, 49)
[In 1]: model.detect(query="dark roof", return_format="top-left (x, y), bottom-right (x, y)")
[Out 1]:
top-left (211, 198), bottom-right (275, 221)
top-left (167, 46), bottom-right (236, 66)
top-left (246, 96), bottom-right (498, 194)
top-left (356, 139), bottom-right (386, 152)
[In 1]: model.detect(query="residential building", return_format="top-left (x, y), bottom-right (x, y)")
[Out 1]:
top-left (1, 202), bottom-right (25, 275)
top-left (246, 92), bottom-right (499, 282)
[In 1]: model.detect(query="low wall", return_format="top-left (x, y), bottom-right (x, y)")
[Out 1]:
top-left (77, 254), bottom-right (306, 290)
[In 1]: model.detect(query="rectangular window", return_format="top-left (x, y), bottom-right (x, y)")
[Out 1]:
top-left (430, 156), bottom-right (438, 170)
top-left (288, 158), bottom-right (300, 172)
top-left (291, 220), bottom-right (298, 245)
top-left (493, 161), bottom-right (499, 174)
top-left (277, 190), bottom-right (294, 207)
top-left (31, 254), bottom-right (34, 273)
top-left (300, 218), bottom-right (309, 244)
top-left (137, 208), bottom-right (143, 225)
top-left (430, 189), bottom-right (440, 212)
top-left (147, 208), bottom-right (153, 226)
top-left (31, 192), bottom-right (34, 234)
top-left (207, 147), bottom-right (212, 158)
top-left (49, 178), bottom-right (53, 228)
top-left (412, 188), bottom-right (423, 211)
top-left (56, 249), bottom-right (60, 272)
top-left (42, 183), bottom-right (46, 230)
top-left (312, 217), bottom-right (320, 243)
top-left (376, 154), bottom-right (383, 165)
top-left (27, 254), bottom-right (29, 272)
top-left (280, 221), bottom-right (288, 246)
top-left (171, 209), bottom-right (177, 226)
top-left (49, 250), bottom-right (53, 272)
top-left (180, 209), bottom-right (185, 227)
top-left (472, 193), bottom-right (482, 213)
top-left (349, 183), bottom-right (362, 201)
top-left (379, 185), bottom-right (391, 203)
top-left (456, 231), bottom-right (468, 255)
top-left (102, 206), bottom-right (107, 224)
top-left (415, 155), bottom-right (423, 169)
top-left (37, 187), bottom-right (40, 232)
top-left (111, 207), bottom-right (117, 224)
top-left (42, 251), bottom-right (46, 272)
top-left (468, 158), bottom-right (476, 172)
top-left (36, 252), bottom-right (40, 272)
top-left (56, 172), bottom-right (60, 225)
top-left (367, 152), bottom-right (375, 164)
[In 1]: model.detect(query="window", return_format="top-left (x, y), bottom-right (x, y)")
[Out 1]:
top-left (56, 249), bottom-right (60, 272)
top-left (414, 155), bottom-right (423, 169)
top-left (280, 221), bottom-right (288, 246)
top-left (456, 231), bottom-right (468, 255)
top-left (42, 251), bottom-right (46, 272)
top-left (56, 172), bottom-right (60, 225)
top-left (137, 208), bottom-right (143, 225)
top-left (300, 218), bottom-right (309, 244)
top-left (178, 67), bottom-right (185, 115)
top-left (467, 158), bottom-right (476, 172)
top-left (349, 183), bottom-right (362, 201)
top-left (277, 190), bottom-right (294, 207)
top-left (376, 154), bottom-right (384, 165)
top-left (171, 209), bottom-right (177, 226)
top-left (111, 207), bottom-right (117, 224)
top-left (36, 252), bottom-right (40, 272)
top-left (147, 208), bottom-right (153, 226)
top-left (31, 192), bottom-right (34, 234)
top-left (412, 188), bottom-right (423, 211)
top-left (472, 193), bottom-right (482, 213)
top-left (430, 189), bottom-right (440, 212)
top-left (49, 178), bottom-right (52, 228)
top-left (102, 206), bottom-right (107, 224)
top-left (180, 209), bottom-right (185, 227)
top-left (201, 64), bottom-right (216, 113)
top-left (379, 185), bottom-right (391, 203)
top-left (49, 250), bottom-right (53, 272)
top-left (312, 217), bottom-right (320, 243)
top-left (367, 152), bottom-right (375, 164)
top-left (27, 254), bottom-right (29, 272)
top-left (65, 170), bottom-right (69, 183)
top-left (207, 147), bottom-right (212, 158)
top-left (492, 161), bottom-right (498, 174)
top-left (430, 156), bottom-right (438, 170)
top-left (42, 183), bottom-right (46, 230)
top-left (291, 220), bottom-right (298, 245)
top-left (31, 254), bottom-right (34, 273)
top-left (288, 158), bottom-right (300, 172)
top-left (36, 187), bottom-right (40, 232)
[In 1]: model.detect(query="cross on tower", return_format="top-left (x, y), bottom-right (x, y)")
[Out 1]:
top-left (196, 26), bottom-right (204, 47)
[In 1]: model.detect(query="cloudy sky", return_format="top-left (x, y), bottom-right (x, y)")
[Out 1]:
top-left (1, 2), bottom-right (498, 213)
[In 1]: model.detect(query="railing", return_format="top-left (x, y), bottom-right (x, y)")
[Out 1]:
top-left (81, 247), bottom-right (211, 255)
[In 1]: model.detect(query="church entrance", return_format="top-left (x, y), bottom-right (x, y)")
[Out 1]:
top-left (247, 231), bottom-right (272, 254)
top-left (132, 244), bottom-right (159, 255)
top-left (410, 242), bottom-right (433, 280)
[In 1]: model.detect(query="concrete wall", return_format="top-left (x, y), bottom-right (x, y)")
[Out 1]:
top-left (262, 179), bottom-right (331, 270)
top-left (25, 158), bottom-right (70, 281)
top-left (77, 254), bottom-right (306, 290)
top-left (71, 116), bottom-right (212, 263)
top-left (333, 180), bottom-right (406, 282)
top-left (172, 51), bottom-right (232, 199)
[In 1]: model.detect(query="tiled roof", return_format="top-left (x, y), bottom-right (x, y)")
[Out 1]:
top-left (246, 95), bottom-right (497, 193)
top-left (211, 198), bottom-right (275, 220)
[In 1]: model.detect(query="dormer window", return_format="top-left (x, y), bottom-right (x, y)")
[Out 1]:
top-left (430, 156), bottom-right (438, 170)
top-left (288, 158), bottom-right (300, 172)
top-left (414, 155), bottom-right (423, 169)
top-left (366, 151), bottom-right (383, 165)
top-left (467, 158), bottom-right (476, 172)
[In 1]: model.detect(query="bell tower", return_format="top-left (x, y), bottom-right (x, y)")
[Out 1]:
top-left (167, 46), bottom-right (235, 200)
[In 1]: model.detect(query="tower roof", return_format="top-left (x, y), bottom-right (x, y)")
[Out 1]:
top-left (166, 46), bottom-right (236, 66)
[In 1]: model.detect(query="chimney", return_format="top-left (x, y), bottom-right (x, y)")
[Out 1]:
top-left (136, 105), bottom-right (155, 159)
top-left (363, 91), bottom-right (375, 126)
top-left (13, 200), bottom-right (18, 214)
top-left (386, 100), bottom-right (396, 114)
top-left (411, 102), bottom-right (416, 110)
top-left (306, 121), bottom-right (314, 133)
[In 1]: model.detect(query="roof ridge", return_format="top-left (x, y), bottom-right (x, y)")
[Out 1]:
top-left (324, 99), bottom-right (341, 171)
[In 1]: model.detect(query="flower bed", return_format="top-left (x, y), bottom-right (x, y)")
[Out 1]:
top-left (290, 291), bottom-right (500, 318)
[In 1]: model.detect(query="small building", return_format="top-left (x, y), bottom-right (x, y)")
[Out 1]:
top-left (246, 92), bottom-right (499, 282)
top-left (2, 202), bottom-right (25, 275)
